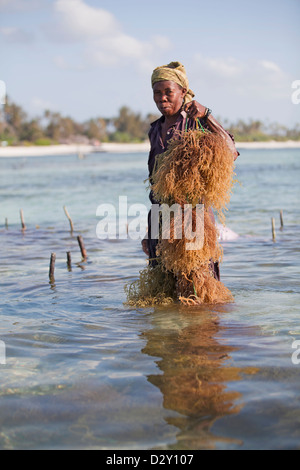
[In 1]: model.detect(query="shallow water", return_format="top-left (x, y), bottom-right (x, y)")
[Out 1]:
top-left (0, 148), bottom-right (299, 450)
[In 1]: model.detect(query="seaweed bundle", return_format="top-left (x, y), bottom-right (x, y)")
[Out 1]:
top-left (124, 263), bottom-right (177, 307)
top-left (151, 129), bottom-right (235, 224)
top-left (125, 129), bottom-right (236, 307)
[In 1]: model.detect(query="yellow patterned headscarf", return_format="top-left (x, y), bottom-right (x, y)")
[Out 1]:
top-left (151, 61), bottom-right (195, 105)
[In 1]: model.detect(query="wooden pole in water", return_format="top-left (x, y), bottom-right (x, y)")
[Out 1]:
top-left (5, 218), bottom-right (8, 229)
top-left (49, 252), bottom-right (56, 281)
top-left (271, 217), bottom-right (276, 242)
top-left (279, 210), bottom-right (284, 230)
top-left (20, 209), bottom-right (26, 230)
top-left (63, 206), bottom-right (74, 234)
top-left (77, 235), bottom-right (87, 261)
top-left (67, 251), bottom-right (72, 271)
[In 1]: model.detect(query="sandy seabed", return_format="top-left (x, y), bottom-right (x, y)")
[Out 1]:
top-left (0, 140), bottom-right (300, 157)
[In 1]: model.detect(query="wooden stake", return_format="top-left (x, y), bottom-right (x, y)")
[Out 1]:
top-left (271, 217), bottom-right (276, 242)
top-left (77, 235), bottom-right (87, 260)
top-left (279, 210), bottom-right (284, 230)
top-left (67, 251), bottom-right (72, 271)
top-left (20, 209), bottom-right (26, 230)
top-left (5, 218), bottom-right (8, 229)
top-left (49, 252), bottom-right (56, 281)
top-left (63, 206), bottom-right (74, 234)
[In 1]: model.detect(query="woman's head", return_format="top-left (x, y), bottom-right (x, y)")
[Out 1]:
top-left (151, 61), bottom-right (194, 118)
top-left (152, 80), bottom-right (187, 117)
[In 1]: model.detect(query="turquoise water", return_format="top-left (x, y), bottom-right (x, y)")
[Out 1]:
top-left (0, 148), bottom-right (299, 450)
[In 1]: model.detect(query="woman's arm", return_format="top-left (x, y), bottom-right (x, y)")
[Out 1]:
top-left (141, 238), bottom-right (149, 256)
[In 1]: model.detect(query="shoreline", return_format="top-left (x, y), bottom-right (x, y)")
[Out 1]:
top-left (0, 140), bottom-right (300, 157)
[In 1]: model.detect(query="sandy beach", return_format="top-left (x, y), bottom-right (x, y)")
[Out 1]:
top-left (0, 142), bottom-right (150, 157)
top-left (0, 140), bottom-right (300, 157)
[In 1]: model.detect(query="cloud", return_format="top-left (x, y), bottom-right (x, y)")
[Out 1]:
top-left (53, 54), bottom-right (85, 71)
top-left (253, 59), bottom-right (289, 99)
top-left (259, 60), bottom-right (282, 74)
top-left (203, 56), bottom-right (242, 79)
top-left (0, 80), bottom-right (6, 104)
top-left (54, 0), bottom-right (119, 41)
top-left (186, 53), bottom-right (294, 124)
top-left (192, 53), bottom-right (243, 82)
top-left (191, 53), bottom-right (290, 102)
top-left (47, 0), bottom-right (170, 72)
top-left (0, 26), bottom-right (34, 43)
top-left (152, 35), bottom-right (172, 51)
top-left (31, 97), bottom-right (57, 111)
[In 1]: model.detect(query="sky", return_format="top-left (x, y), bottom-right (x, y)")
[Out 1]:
top-left (0, 0), bottom-right (299, 127)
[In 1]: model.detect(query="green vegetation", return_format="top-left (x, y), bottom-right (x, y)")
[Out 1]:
top-left (223, 118), bottom-right (300, 142)
top-left (0, 97), bottom-right (299, 146)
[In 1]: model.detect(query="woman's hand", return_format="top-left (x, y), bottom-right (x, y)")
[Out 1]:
top-left (141, 239), bottom-right (149, 256)
top-left (184, 100), bottom-right (207, 120)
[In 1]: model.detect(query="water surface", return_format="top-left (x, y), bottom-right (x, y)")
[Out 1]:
top-left (0, 148), bottom-right (299, 449)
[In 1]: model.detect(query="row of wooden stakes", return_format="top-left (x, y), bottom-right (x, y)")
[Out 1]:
top-left (3, 206), bottom-right (285, 283)
top-left (3, 206), bottom-right (87, 283)
top-left (52, 207), bottom-right (87, 282)
top-left (271, 210), bottom-right (284, 242)
top-left (4, 206), bottom-right (74, 233)
top-left (49, 234), bottom-right (87, 283)
top-left (48, 206), bottom-right (88, 282)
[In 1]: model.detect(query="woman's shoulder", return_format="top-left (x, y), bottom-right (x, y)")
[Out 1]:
top-left (150, 115), bottom-right (162, 128)
top-left (148, 116), bottom-right (162, 138)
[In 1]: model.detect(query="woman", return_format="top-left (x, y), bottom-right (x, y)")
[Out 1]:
top-left (142, 61), bottom-right (239, 280)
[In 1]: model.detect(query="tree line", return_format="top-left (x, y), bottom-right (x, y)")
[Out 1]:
top-left (224, 118), bottom-right (300, 142)
top-left (0, 97), bottom-right (158, 146)
top-left (0, 97), bottom-right (299, 145)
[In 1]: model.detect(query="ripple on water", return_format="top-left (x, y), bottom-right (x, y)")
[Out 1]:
top-left (0, 149), bottom-right (300, 449)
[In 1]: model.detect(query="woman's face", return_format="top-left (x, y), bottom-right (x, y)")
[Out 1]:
top-left (153, 80), bottom-right (187, 118)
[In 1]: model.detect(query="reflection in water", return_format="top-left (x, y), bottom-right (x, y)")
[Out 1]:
top-left (141, 305), bottom-right (258, 449)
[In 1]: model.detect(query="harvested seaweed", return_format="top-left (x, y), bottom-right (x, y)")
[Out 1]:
top-left (151, 129), bottom-right (235, 224)
top-left (157, 206), bottom-right (222, 275)
top-left (177, 269), bottom-right (234, 306)
top-left (124, 263), bottom-right (177, 307)
top-left (125, 129), bottom-right (236, 307)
